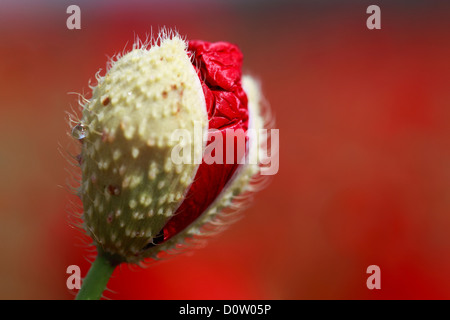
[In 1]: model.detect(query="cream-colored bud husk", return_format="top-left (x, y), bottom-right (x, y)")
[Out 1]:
top-left (79, 34), bottom-right (207, 261)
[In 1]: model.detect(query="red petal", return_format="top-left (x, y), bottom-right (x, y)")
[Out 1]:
top-left (159, 40), bottom-right (249, 243)
top-left (189, 40), bottom-right (243, 91)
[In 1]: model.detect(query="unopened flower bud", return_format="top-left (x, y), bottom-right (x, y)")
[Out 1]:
top-left (72, 30), bottom-right (270, 264)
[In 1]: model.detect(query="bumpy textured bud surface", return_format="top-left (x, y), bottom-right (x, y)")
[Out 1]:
top-left (73, 31), bottom-right (268, 264)
top-left (79, 35), bottom-right (207, 262)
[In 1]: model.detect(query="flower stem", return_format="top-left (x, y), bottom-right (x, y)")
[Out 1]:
top-left (76, 250), bottom-right (118, 300)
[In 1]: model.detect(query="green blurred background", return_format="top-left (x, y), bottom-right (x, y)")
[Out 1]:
top-left (1, 0), bottom-right (450, 299)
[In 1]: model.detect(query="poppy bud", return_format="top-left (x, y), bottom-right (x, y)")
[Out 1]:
top-left (72, 30), bottom-right (269, 264)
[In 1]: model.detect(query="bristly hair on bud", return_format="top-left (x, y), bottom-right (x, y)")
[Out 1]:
top-left (65, 29), bottom-right (273, 268)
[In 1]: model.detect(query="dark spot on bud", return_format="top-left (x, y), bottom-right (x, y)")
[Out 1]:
top-left (107, 185), bottom-right (121, 196)
top-left (107, 212), bottom-right (113, 224)
top-left (162, 91), bottom-right (168, 99)
top-left (102, 96), bottom-right (110, 106)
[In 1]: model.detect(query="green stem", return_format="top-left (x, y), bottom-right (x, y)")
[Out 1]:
top-left (76, 250), bottom-right (118, 300)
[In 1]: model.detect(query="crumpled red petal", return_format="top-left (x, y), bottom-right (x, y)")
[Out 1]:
top-left (158, 40), bottom-right (250, 243)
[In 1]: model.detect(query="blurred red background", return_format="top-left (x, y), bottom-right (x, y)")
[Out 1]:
top-left (1, 0), bottom-right (450, 299)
